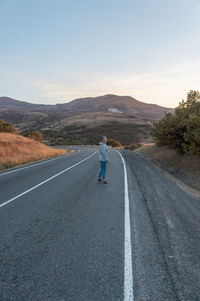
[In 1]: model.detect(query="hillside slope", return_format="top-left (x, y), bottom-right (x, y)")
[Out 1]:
top-left (0, 95), bottom-right (173, 121)
top-left (0, 96), bottom-right (44, 110)
top-left (0, 133), bottom-right (68, 170)
top-left (57, 94), bottom-right (173, 120)
top-left (46, 112), bottom-right (152, 145)
top-left (0, 94), bottom-right (173, 145)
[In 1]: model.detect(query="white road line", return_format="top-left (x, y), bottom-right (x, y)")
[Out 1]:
top-left (0, 154), bottom-right (70, 176)
top-left (115, 150), bottom-right (134, 301)
top-left (0, 151), bottom-right (96, 209)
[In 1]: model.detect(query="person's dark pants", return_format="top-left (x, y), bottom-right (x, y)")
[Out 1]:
top-left (98, 160), bottom-right (107, 180)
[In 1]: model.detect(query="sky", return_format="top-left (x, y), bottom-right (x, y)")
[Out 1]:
top-left (0, 0), bottom-right (200, 108)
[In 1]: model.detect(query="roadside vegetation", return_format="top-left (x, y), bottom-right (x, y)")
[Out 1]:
top-left (150, 90), bottom-right (200, 155)
top-left (23, 130), bottom-right (43, 142)
top-left (136, 144), bottom-right (200, 191)
top-left (0, 120), bottom-right (68, 170)
top-left (136, 90), bottom-right (200, 192)
top-left (124, 142), bottom-right (144, 150)
top-left (0, 119), bottom-right (19, 134)
top-left (107, 139), bottom-right (121, 147)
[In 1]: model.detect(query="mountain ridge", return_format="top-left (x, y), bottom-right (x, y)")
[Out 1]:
top-left (0, 94), bottom-right (174, 145)
top-left (0, 94), bottom-right (173, 120)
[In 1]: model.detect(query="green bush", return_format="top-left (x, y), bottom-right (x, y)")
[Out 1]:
top-left (107, 138), bottom-right (121, 147)
top-left (0, 119), bottom-right (19, 134)
top-left (150, 90), bottom-right (200, 155)
top-left (23, 131), bottom-right (43, 143)
top-left (124, 143), bottom-right (141, 150)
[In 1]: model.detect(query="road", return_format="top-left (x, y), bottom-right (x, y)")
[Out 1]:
top-left (0, 147), bottom-right (200, 301)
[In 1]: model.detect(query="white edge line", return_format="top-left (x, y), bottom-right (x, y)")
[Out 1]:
top-left (0, 151), bottom-right (96, 208)
top-left (0, 153), bottom-right (70, 176)
top-left (114, 150), bottom-right (134, 301)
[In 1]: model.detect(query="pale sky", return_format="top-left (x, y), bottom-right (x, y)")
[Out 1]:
top-left (1, 0), bottom-right (200, 108)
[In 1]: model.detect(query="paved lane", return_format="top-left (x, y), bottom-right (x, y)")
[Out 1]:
top-left (0, 149), bottom-right (94, 205)
top-left (1, 148), bottom-right (200, 300)
top-left (0, 149), bottom-right (125, 301)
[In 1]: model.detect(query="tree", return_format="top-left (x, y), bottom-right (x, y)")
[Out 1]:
top-left (150, 90), bottom-right (200, 155)
top-left (150, 113), bottom-right (186, 152)
top-left (182, 115), bottom-right (200, 155)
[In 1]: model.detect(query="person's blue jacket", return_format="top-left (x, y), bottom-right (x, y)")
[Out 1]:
top-left (99, 142), bottom-right (108, 161)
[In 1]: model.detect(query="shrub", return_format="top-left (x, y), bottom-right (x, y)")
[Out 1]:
top-left (0, 119), bottom-right (19, 134)
top-left (107, 138), bottom-right (121, 147)
top-left (23, 130), bottom-right (43, 142)
top-left (124, 142), bottom-right (141, 150)
top-left (150, 90), bottom-right (200, 155)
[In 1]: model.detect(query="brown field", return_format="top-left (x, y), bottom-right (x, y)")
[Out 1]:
top-left (0, 133), bottom-right (68, 170)
top-left (136, 144), bottom-right (200, 192)
top-left (43, 112), bottom-right (153, 146)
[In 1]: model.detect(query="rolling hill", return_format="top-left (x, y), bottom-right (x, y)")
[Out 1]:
top-left (56, 94), bottom-right (173, 120)
top-left (0, 96), bottom-right (44, 110)
top-left (0, 95), bottom-right (173, 145)
top-left (0, 94), bottom-right (173, 120)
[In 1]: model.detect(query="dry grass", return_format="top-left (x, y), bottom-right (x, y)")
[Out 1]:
top-left (136, 144), bottom-right (200, 192)
top-left (52, 112), bottom-right (152, 130)
top-left (136, 144), bottom-right (200, 173)
top-left (0, 133), bottom-right (68, 170)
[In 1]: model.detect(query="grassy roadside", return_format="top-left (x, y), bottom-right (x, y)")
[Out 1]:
top-left (0, 133), bottom-right (69, 170)
top-left (135, 144), bottom-right (200, 198)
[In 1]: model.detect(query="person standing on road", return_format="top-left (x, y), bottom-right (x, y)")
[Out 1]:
top-left (98, 136), bottom-right (109, 185)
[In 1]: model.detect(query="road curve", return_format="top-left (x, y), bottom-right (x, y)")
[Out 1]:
top-left (0, 148), bottom-right (200, 301)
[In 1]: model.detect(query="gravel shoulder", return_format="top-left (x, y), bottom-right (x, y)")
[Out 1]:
top-left (122, 149), bottom-right (200, 300)
top-left (135, 145), bottom-right (200, 200)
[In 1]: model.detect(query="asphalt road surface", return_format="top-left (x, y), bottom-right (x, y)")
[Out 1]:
top-left (0, 147), bottom-right (200, 301)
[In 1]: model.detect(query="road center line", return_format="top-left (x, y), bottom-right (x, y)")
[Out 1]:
top-left (115, 150), bottom-right (134, 301)
top-left (0, 151), bottom-right (96, 209)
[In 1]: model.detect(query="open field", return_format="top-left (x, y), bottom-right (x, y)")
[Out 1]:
top-left (0, 133), bottom-right (68, 170)
top-left (42, 112), bottom-right (153, 145)
top-left (0, 110), bottom-right (154, 145)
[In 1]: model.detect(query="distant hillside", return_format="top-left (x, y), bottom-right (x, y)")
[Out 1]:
top-left (0, 95), bottom-right (173, 120)
top-left (0, 132), bottom-right (68, 170)
top-left (0, 94), bottom-right (174, 145)
top-left (56, 94), bottom-right (173, 120)
top-left (0, 96), bottom-right (43, 110)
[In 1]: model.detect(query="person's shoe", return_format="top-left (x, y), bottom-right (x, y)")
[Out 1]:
top-left (98, 177), bottom-right (102, 183)
top-left (102, 180), bottom-right (108, 185)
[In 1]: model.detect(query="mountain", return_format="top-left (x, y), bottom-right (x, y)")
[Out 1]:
top-left (0, 94), bottom-right (173, 120)
top-left (0, 96), bottom-right (43, 110)
top-left (0, 94), bottom-right (174, 145)
top-left (56, 94), bottom-right (173, 120)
